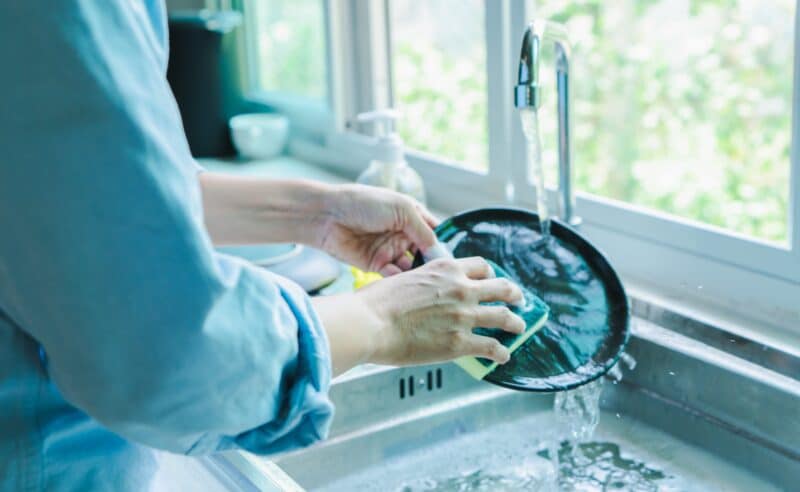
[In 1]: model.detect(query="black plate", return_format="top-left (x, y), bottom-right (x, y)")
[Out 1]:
top-left (415, 207), bottom-right (630, 392)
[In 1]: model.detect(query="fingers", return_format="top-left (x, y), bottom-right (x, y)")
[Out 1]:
top-left (378, 251), bottom-right (413, 276)
top-left (463, 335), bottom-right (510, 364)
top-left (473, 305), bottom-right (526, 334)
top-left (369, 234), bottom-right (414, 274)
top-left (456, 257), bottom-right (496, 280)
top-left (379, 263), bottom-right (403, 276)
top-left (400, 199), bottom-right (437, 251)
top-left (415, 202), bottom-right (440, 229)
top-left (394, 251), bottom-right (414, 271)
top-left (367, 235), bottom-right (400, 272)
top-left (475, 278), bottom-right (524, 306)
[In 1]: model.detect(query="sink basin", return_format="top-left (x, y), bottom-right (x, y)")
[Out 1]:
top-left (266, 318), bottom-right (799, 491)
top-left (217, 308), bottom-right (799, 491)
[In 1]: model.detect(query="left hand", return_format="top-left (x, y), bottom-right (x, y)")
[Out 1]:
top-left (316, 184), bottom-right (439, 276)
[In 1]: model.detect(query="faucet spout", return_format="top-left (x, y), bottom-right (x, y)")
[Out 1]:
top-left (514, 21), bottom-right (580, 227)
top-left (514, 24), bottom-right (542, 109)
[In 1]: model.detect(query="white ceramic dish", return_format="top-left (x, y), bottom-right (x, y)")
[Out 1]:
top-left (217, 243), bottom-right (301, 266)
top-left (229, 113), bottom-right (289, 160)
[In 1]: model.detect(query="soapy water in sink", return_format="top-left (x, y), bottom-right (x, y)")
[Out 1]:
top-left (317, 353), bottom-right (780, 492)
top-left (395, 377), bottom-right (668, 492)
top-left (316, 395), bottom-right (779, 492)
top-left (539, 440), bottom-right (669, 491)
top-left (393, 439), bottom-right (669, 492)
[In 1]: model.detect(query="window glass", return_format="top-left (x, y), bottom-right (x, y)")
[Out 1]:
top-left (245, 0), bottom-right (327, 101)
top-left (390, 0), bottom-right (489, 172)
top-left (530, 0), bottom-right (794, 243)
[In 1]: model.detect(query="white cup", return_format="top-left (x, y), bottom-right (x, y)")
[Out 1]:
top-left (229, 113), bottom-right (289, 160)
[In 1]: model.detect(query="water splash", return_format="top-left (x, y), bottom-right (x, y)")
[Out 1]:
top-left (520, 108), bottom-right (551, 239)
top-left (542, 352), bottom-right (640, 488)
top-left (538, 441), bottom-right (669, 491)
top-left (620, 352), bottom-right (637, 370)
top-left (607, 365), bottom-right (624, 384)
top-left (554, 378), bottom-right (605, 444)
top-left (609, 352), bottom-right (637, 385)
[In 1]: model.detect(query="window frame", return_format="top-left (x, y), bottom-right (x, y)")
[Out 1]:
top-left (238, 0), bottom-right (800, 334)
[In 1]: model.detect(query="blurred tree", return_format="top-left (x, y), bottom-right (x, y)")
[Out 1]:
top-left (248, 0), bottom-right (327, 101)
top-left (391, 0), bottom-right (792, 242)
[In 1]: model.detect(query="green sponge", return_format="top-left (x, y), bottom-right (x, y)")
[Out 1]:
top-left (455, 260), bottom-right (550, 380)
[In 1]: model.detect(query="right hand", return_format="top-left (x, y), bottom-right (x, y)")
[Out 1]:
top-left (357, 257), bottom-right (526, 366)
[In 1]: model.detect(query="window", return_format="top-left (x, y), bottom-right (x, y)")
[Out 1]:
top-left (241, 0), bottom-right (328, 102)
top-left (234, 1), bottom-right (800, 333)
top-left (236, 0), bottom-right (334, 140)
top-left (389, 0), bottom-right (489, 172)
top-left (531, 0), bottom-right (795, 243)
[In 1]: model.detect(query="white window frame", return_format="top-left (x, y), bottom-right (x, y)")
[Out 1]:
top-left (237, 0), bottom-right (800, 339)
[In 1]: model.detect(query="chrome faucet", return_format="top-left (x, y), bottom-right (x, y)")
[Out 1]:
top-left (514, 20), bottom-right (580, 227)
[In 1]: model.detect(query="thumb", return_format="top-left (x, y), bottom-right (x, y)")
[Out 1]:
top-left (401, 201), bottom-right (437, 250)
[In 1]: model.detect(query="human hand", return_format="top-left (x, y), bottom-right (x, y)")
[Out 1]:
top-left (357, 256), bottom-right (526, 366)
top-left (316, 184), bottom-right (438, 276)
top-left (313, 256), bottom-right (526, 375)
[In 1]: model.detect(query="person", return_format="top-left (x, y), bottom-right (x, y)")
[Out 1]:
top-left (0, 1), bottom-right (525, 490)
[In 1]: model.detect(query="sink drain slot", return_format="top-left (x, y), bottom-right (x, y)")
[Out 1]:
top-left (398, 368), bottom-right (444, 399)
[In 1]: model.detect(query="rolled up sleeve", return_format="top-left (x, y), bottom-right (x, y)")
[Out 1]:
top-left (0, 0), bottom-right (333, 455)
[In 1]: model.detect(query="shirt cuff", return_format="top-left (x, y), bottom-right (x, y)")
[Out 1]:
top-left (230, 271), bottom-right (334, 455)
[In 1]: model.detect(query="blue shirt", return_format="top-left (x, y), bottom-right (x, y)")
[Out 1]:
top-left (0, 1), bottom-right (333, 490)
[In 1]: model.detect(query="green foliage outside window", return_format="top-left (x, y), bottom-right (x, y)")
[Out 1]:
top-left (391, 0), bottom-right (489, 172)
top-left (248, 0), bottom-right (327, 101)
top-left (393, 0), bottom-right (794, 242)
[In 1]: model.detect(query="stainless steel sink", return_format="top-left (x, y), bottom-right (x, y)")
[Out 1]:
top-left (222, 305), bottom-right (800, 491)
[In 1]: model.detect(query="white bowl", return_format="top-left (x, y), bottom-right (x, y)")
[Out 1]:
top-left (229, 113), bottom-right (289, 160)
top-left (216, 243), bottom-right (302, 266)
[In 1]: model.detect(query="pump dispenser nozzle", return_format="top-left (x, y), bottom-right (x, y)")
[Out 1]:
top-left (356, 109), bottom-right (401, 136)
top-left (356, 109), bottom-right (405, 164)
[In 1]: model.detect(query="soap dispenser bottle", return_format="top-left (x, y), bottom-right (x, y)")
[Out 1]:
top-left (355, 109), bottom-right (426, 205)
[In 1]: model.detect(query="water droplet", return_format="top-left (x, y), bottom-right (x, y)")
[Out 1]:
top-left (729, 339), bottom-right (736, 343)
top-left (607, 365), bottom-right (623, 383)
top-left (504, 180), bottom-right (516, 202)
top-left (668, 371), bottom-right (676, 376)
top-left (697, 285), bottom-right (704, 290)
top-left (619, 352), bottom-right (637, 370)
top-left (615, 413), bottom-right (621, 419)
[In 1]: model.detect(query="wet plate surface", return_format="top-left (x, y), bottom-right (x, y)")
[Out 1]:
top-left (420, 208), bottom-right (630, 391)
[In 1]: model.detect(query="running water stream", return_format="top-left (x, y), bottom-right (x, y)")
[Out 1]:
top-left (542, 353), bottom-right (640, 490)
top-left (520, 106), bottom-right (643, 488)
top-left (520, 108), bottom-right (551, 239)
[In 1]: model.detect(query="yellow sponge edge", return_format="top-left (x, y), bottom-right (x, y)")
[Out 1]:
top-left (350, 266), bottom-right (383, 290)
top-left (455, 311), bottom-right (549, 380)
